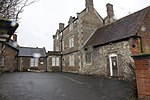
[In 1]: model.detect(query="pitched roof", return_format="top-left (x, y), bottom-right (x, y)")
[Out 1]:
top-left (18, 47), bottom-right (47, 57)
top-left (84, 6), bottom-right (150, 48)
top-left (6, 39), bottom-right (19, 50)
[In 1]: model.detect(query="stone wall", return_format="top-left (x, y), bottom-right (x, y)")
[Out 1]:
top-left (81, 40), bottom-right (135, 80)
top-left (133, 54), bottom-right (150, 100)
top-left (3, 46), bottom-right (18, 72)
top-left (18, 57), bottom-right (46, 71)
top-left (47, 56), bottom-right (61, 72)
top-left (62, 52), bottom-right (80, 73)
top-left (53, 2), bottom-right (104, 73)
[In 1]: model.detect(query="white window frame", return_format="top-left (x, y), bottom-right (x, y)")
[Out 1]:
top-left (69, 35), bottom-right (74, 48)
top-left (52, 57), bottom-right (56, 66)
top-left (56, 57), bottom-right (59, 66)
top-left (109, 54), bottom-right (118, 76)
top-left (34, 58), bottom-right (39, 67)
top-left (62, 41), bottom-right (64, 51)
top-left (30, 58), bottom-right (39, 67)
top-left (69, 54), bottom-right (74, 66)
top-left (52, 57), bottom-right (59, 66)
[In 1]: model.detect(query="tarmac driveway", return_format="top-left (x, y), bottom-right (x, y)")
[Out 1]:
top-left (0, 72), bottom-right (134, 100)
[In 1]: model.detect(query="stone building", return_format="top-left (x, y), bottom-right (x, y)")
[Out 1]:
top-left (3, 36), bottom-right (19, 72)
top-left (47, 51), bottom-right (61, 72)
top-left (82, 6), bottom-right (150, 80)
top-left (17, 47), bottom-right (47, 72)
top-left (51, 0), bottom-right (116, 73)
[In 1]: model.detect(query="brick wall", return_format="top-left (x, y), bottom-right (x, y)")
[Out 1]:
top-left (3, 45), bottom-right (18, 72)
top-left (133, 54), bottom-right (150, 100)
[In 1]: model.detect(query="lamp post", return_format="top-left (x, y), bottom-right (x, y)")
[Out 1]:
top-left (0, 19), bottom-right (19, 73)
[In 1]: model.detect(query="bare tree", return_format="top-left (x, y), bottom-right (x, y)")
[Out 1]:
top-left (0, 0), bottom-right (38, 22)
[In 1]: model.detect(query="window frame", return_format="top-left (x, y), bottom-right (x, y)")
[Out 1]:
top-left (69, 54), bottom-right (74, 66)
top-left (30, 58), bottom-right (39, 67)
top-left (69, 35), bottom-right (74, 48)
top-left (52, 57), bottom-right (60, 66)
top-left (62, 41), bottom-right (64, 51)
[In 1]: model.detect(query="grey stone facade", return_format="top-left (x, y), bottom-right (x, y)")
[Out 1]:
top-left (50, 1), bottom-right (150, 81)
top-left (17, 47), bottom-right (47, 72)
top-left (47, 51), bottom-right (61, 72)
top-left (81, 40), bottom-right (134, 80)
top-left (52, 0), bottom-right (109, 73)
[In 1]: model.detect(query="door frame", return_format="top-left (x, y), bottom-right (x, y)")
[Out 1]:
top-left (109, 54), bottom-right (118, 76)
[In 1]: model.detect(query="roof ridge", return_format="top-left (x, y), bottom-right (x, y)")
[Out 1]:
top-left (19, 46), bottom-right (44, 49)
top-left (116, 5), bottom-right (150, 23)
top-left (84, 5), bottom-right (150, 48)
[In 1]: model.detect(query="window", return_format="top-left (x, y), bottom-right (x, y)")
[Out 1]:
top-left (62, 41), bottom-right (64, 51)
top-left (85, 52), bottom-right (92, 64)
top-left (69, 36), bottom-right (74, 48)
top-left (56, 57), bottom-right (59, 66)
top-left (30, 58), bottom-right (39, 67)
top-left (69, 54), bottom-right (74, 66)
top-left (52, 57), bottom-right (59, 66)
top-left (34, 58), bottom-right (39, 66)
top-left (52, 57), bottom-right (56, 66)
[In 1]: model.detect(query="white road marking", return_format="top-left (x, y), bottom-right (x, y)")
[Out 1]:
top-left (56, 74), bottom-right (85, 85)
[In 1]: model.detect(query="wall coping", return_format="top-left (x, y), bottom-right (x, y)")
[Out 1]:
top-left (132, 53), bottom-right (150, 58)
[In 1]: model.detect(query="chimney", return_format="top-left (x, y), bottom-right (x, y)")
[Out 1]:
top-left (13, 34), bottom-right (17, 42)
top-left (68, 16), bottom-right (75, 24)
top-left (59, 23), bottom-right (64, 31)
top-left (106, 3), bottom-right (114, 18)
top-left (85, 0), bottom-right (94, 8)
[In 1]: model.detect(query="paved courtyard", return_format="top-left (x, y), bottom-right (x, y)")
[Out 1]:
top-left (0, 72), bottom-right (134, 100)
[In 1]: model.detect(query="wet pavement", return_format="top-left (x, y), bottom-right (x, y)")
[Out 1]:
top-left (0, 72), bottom-right (134, 100)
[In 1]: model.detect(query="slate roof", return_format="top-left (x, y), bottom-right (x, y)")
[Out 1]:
top-left (18, 47), bottom-right (47, 57)
top-left (6, 39), bottom-right (19, 50)
top-left (84, 6), bottom-right (150, 48)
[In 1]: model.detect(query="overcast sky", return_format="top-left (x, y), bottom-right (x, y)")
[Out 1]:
top-left (17, 0), bottom-right (150, 51)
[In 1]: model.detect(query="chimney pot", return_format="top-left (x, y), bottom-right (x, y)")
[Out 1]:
top-left (106, 3), bottom-right (114, 17)
top-left (85, 0), bottom-right (94, 8)
top-left (59, 23), bottom-right (64, 31)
